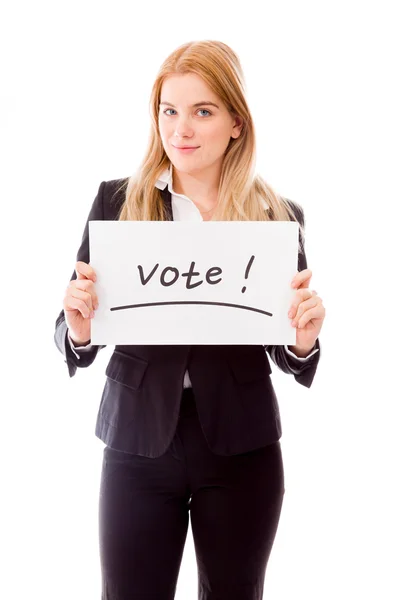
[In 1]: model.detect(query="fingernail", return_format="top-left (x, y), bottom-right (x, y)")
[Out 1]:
top-left (90, 311), bottom-right (95, 318)
top-left (291, 281), bottom-right (297, 287)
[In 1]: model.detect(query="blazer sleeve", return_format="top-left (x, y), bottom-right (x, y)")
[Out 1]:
top-left (54, 180), bottom-right (107, 378)
top-left (264, 200), bottom-right (321, 388)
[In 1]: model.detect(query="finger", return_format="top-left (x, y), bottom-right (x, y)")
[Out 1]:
top-left (64, 294), bottom-right (93, 319)
top-left (291, 296), bottom-right (319, 324)
top-left (288, 288), bottom-right (315, 318)
top-left (75, 261), bottom-right (97, 282)
top-left (291, 268), bottom-right (312, 289)
top-left (67, 282), bottom-right (97, 313)
top-left (70, 289), bottom-right (96, 316)
top-left (297, 305), bottom-right (325, 328)
top-left (69, 279), bottom-right (99, 308)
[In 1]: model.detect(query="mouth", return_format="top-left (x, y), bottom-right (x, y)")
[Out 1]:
top-left (173, 145), bottom-right (200, 153)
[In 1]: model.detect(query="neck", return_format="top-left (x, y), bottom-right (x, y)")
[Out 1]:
top-left (171, 164), bottom-right (219, 209)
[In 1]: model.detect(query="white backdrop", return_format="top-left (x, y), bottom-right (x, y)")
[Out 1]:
top-left (2, 1), bottom-right (399, 598)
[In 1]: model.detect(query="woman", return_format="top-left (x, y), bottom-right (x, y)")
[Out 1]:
top-left (54, 40), bottom-right (325, 599)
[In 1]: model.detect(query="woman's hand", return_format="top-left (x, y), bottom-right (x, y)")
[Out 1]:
top-left (288, 268), bottom-right (325, 352)
top-left (63, 261), bottom-right (99, 345)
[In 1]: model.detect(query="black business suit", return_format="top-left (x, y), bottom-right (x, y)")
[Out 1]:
top-left (54, 177), bottom-right (320, 458)
top-left (54, 177), bottom-right (321, 599)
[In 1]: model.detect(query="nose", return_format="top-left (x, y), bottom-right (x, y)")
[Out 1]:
top-left (174, 116), bottom-right (195, 138)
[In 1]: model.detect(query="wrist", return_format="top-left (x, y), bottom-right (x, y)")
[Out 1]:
top-left (68, 331), bottom-right (91, 347)
top-left (73, 340), bottom-right (91, 347)
top-left (288, 342), bottom-right (316, 358)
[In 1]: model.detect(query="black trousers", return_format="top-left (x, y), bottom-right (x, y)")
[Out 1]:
top-left (98, 387), bottom-right (285, 599)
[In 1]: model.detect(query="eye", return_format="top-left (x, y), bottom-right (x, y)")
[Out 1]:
top-left (163, 108), bottom-right (212, 117)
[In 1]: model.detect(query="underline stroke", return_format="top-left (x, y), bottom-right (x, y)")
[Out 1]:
top-left (110, 301), bottom-right (273, 317)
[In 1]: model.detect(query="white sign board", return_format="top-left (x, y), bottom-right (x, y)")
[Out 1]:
top-left (89, 221), bottom-right (299, 345)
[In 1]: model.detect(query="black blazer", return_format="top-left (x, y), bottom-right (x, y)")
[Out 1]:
top-left (54, 178), bottom-right (321, 458)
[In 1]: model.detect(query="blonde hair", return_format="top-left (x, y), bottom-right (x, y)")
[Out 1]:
top-left (113, 40), bottom-right (305, 251)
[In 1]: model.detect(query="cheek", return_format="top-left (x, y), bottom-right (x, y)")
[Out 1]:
top-left (207, 123), bottom-right (233, 143)
top-left (158, 114), bottom-right (168, 130)
top-left (158, 123), bottom-right (170, 146)
top-left (158, 118), bottom-right (165, 135)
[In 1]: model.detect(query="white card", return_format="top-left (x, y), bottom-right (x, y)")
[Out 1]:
top-left (89, 221), bottom-right (299, 345)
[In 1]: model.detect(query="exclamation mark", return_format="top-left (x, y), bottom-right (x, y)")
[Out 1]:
top-left (241, 255), bottom-right (255, 293)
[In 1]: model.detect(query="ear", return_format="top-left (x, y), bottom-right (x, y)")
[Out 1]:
top-left (232, 115), bottom-right (244, 138)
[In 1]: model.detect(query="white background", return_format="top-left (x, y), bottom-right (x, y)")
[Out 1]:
top-left (1, 1), bottom-right (399, 598)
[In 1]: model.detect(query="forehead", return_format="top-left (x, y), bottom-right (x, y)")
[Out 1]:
top-left (160, 73), bottom-right (218, 104)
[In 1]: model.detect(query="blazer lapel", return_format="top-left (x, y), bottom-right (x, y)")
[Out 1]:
top-left (159, 186), bottom-right (173, 221)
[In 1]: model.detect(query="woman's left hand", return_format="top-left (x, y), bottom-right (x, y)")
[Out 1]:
top-left (288, 268), bottom-right (326, 351)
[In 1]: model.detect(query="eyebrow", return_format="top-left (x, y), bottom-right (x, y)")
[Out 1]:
top-left (160, 101), bottom-right (220, 109)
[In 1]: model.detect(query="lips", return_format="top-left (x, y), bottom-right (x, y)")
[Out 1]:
top-left (173, 145), bottom-right (199, 149)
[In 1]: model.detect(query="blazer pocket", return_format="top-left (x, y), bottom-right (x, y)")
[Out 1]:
top-left (227, 349), bottom-right (272, 384)
top-left (105, 350), bottom-right (149, 391)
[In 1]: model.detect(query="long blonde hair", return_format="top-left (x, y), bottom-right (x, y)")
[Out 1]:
top-left (113, 40), bottom-right (305, 251)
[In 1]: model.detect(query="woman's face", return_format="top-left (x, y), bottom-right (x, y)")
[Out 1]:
top-left (158, 73), bottom-right (242, 174)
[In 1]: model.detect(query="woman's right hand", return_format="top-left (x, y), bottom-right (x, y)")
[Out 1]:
top-left (63, 261), bottom-right (99, 345)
